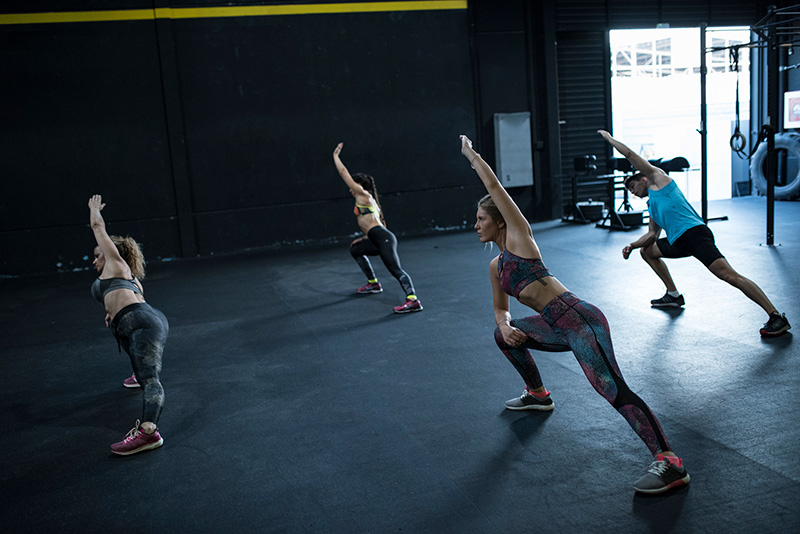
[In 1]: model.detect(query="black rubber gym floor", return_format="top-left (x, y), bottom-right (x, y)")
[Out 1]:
top-left (2, 196), bottom-right (798, 533)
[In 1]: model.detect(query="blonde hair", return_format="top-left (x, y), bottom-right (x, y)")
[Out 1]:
top-left (110, 236), bottom-right (146, 280)
top-left (477, 194), bottom-right (504, 225)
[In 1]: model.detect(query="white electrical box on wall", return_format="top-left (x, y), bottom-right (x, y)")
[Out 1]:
top-left (493, 112), bottom-right (534, 187)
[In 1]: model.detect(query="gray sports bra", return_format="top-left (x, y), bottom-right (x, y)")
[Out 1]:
top-left (91, 277), bottom-right (142, 303)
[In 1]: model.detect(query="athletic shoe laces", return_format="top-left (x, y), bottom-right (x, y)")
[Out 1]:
top-left (645, 460), bottom-right (671, 477)
top-left (122, 421), bottom-right (142, 443)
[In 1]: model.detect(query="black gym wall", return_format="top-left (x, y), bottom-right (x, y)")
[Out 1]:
top-left (0, 0), bottom-right (785, 276)
top-left (0, 1), bottom-right (481, 276)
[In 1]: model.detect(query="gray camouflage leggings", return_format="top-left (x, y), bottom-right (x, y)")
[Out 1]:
top-left (112, 303), bottom-right (169, 425)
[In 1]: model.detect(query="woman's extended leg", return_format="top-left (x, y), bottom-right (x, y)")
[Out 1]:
top-left (112, 304), bottom-right (169, 456)
top-left (367, 226), bottom-right (416, 297)
top-left (118, 305), bottom-right (169, 426)
top-left (128, 330), bottom-right (167, 426)
top-left (543, 293), bottom-right (671, 455)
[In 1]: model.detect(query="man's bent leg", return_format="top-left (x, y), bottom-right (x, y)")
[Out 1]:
top-left (641, 242), bottom-right (678, 293)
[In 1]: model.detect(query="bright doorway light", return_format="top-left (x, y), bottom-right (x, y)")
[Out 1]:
top-left (610, 27), bottom-right (751, 203)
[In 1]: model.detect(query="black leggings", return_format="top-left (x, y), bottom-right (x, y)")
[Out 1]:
top-left (350, 226), bottom-right (416, 297)
top-left (112, 303), bottom-right (169, 425)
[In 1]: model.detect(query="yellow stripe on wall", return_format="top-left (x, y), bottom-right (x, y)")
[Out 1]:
top-left (0, 9), bottom-right (155, 24)
top-left (0, 1), bottom-right (467, 25)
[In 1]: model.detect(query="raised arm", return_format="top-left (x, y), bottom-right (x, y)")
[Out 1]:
top-left (88, 195), bottom-right (128, 276)
top-left (332, 142), bottom-right (368, 199)
top-left (597, 130), bottom-right (663, 179)
top-left (460, 135), bottom-right (532, 239)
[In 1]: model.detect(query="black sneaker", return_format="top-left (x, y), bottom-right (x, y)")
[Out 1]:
top-left (650, 293), bottom-right (685, 308)
top-left (760, 312), bottom-right (791, 337)
top-left (504, 390), bottom-right (554, 411)
top-left (632, 455), bottom-right (690, 494)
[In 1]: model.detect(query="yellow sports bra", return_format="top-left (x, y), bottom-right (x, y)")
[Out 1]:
top-left (354, 202), bottom-right (380, 218)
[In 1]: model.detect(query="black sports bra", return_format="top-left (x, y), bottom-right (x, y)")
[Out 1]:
top-left (91, 277), bottom-right (142, 303)
top-left (497, 249), bottom-right (552, 298)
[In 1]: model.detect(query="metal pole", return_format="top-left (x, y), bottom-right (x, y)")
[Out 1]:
top-left (700, 23), bottom-right (709, 223)
top-left (766, 15), bottom-right (779, 246)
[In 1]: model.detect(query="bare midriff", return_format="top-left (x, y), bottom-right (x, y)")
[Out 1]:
top-left (103, 287), bottom-right (146, 320)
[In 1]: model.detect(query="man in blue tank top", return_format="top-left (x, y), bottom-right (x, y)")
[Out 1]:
top-left (598, 130), bottom-right (790, 337)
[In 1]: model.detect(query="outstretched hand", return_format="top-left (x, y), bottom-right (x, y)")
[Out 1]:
top-left (88, 194), bottom-right (105, 211)
top-left (333, 142), bottom-right (344, 158)
top-left (597, 130), bottom-right (613, 142)
top-left (460, 135), bottom-right (474, 157)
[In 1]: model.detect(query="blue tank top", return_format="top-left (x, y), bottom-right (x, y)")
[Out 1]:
top-left (647, 180), bottom-right (704, 244)
top-left (91, 277), bottom-right (142, 303)
top-left (498, 250), bottom-right (552, 298)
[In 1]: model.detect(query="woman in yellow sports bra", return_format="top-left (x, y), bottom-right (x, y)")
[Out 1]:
top-left (460, 135), bottom-right (689, 495)
top-left (88, 194), bottom-right (169, 456)
top-left (333, 142), bottom-right (422, 313)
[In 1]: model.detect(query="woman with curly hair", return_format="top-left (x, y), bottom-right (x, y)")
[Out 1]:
top-left (88, 194), bottom-right (169, 456)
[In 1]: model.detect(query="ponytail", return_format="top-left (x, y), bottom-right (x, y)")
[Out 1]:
top-left (353, 173), bottom-right (386, 226)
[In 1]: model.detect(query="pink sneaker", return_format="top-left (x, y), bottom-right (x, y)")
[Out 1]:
top-left (122, 374), bottom-right (140, 388)
top-left (393, 298), bottom-right (423, 314)
top-left (110, 421), bottom-right (163, 456)
top-left (357, 282), bottom-right (383, 294)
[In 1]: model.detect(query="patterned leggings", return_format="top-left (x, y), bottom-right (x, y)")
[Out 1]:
top-left (112, 303), bottom-right (169, 425)
top-left (494, 292), bottom-right (670, 455)
top-left (350, 225), bottom-right (416, 297)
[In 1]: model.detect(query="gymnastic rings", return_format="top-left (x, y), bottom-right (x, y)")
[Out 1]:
top-left (729, 50), bottom-right (748, 159)
top-left (750, 132), bottom-right (800, 200)
top-left (730, 130), bottom-right (747, 155)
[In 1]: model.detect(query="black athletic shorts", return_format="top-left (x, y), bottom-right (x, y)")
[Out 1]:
top-left (656, 224), bottom-right (724, 267)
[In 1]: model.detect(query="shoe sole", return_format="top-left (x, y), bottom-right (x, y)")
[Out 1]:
top-left (357, 289), bottom-right (383, 294)
top-left (651, 303), bottom-right (683, 308)
top-left (504, 403), bottom-right (554, 412)
top-left (111, 437), bottom-right (164, 456)
top-left (760, 325), bottom-right (791, 336)
top-left (633, 473), bottom-right (691, 494)
top-left (393, 306), bottom-right (423, 314)
top-left (122, 383), bottom-right (141, 388)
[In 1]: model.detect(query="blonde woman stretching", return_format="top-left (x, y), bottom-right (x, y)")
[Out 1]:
top-left (461, 136), bottom-right (689, 494)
